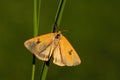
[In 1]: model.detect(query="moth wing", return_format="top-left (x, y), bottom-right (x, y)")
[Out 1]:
top-left (24, 33), bottom-right (55, 61)
top-left (53, 44), bottom-right (65, 66)
top-left (53, 35), bottom-right (81, 66)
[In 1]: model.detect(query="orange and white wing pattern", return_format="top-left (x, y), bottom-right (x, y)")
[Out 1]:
top-left (53, 33), bottom-right (81, 66)
top-left (24, 33), bottom-right (55, 61)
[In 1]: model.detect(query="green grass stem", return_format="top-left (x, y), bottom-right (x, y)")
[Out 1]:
top-left (53, 0), bottom-right (66, 32)
top-left (32, 0), bottom-right (41, 80)
top-left (34, 0), bottom-right (38, 37)
top-left (40, 0), bottom-right (67, 80)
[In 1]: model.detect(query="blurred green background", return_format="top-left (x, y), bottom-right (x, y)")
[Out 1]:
top-left (0, 0), bottom-right (120, 80)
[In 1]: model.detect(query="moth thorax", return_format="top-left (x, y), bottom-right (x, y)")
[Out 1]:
top-left (54, 39), bottom-right (59, 46)
top-left (55, 33), bottom-right (61, 39)
top-left (54, 34), bottom-right (60, 46)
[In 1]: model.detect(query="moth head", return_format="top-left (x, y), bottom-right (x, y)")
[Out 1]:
top-left (55, 31), bottom-right (62, 39)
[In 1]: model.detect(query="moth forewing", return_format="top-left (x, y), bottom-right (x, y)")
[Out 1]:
top-left (24, 33), bottom-right (55, 61)
top-left (24, 33), bottom-right (54, 52)
top-left (59, 35), bottom-right (81, 66)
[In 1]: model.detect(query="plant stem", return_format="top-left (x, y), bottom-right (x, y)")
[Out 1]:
top-left (31, 62), bottom-right (36, 80)
top-left (34, 0), bottom-right (38, 37)
top-left (53, 0), bottom-right (66, 32)
top-left (37, 0), bottom-right (41, 30)
top-left (32, 0), bottom-right (40, 80)
top-left (40, 0), bottom-right (67, 80)
top-left (40, 61), bottom-right (51, 80)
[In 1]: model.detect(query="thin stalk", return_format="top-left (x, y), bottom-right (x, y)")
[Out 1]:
top-left (32, 0), bottom-right (40, 80)
top-left (40, 61), bottom-right (51, 80)
top-left (34, 0), bottom-right (38, 37)
top-left (40, 0), bottom-right (67, 80)
top-left (53, 0), bottom-right (67, 32)
top-left (37, 0), bottom-right (41, 30)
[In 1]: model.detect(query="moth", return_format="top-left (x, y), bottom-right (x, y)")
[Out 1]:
top-left (24, 31), bottom-right (81, 66)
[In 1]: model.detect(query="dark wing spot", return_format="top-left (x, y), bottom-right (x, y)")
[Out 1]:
top-left (36, 38), bottom-right (41, 44)
top-left (68, 49), bottom-right (73, 55)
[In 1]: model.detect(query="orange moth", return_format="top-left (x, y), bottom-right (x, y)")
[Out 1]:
top-left (24, 31), bottom-right (81, 66)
